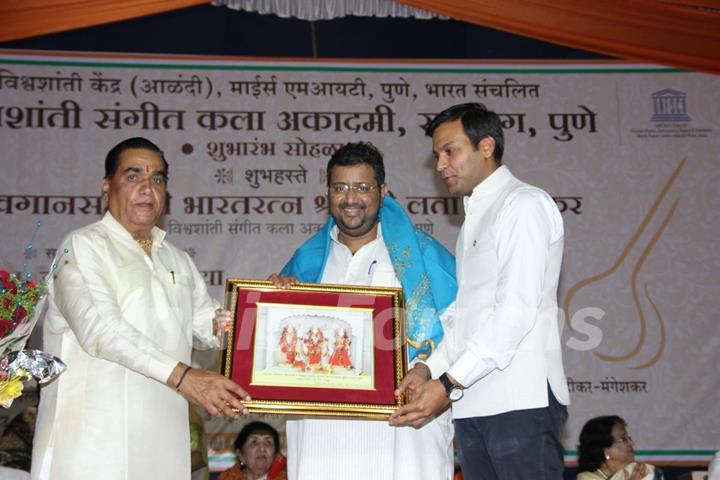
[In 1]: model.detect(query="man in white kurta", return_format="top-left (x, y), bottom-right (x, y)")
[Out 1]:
top-left (32, 137), bottom-right (248, 480)
top-left (273, 142), bottom-right (458, 480)
top-left (284, 223), bottom-right (454, 480)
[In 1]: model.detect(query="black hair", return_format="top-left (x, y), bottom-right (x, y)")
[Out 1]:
top-left (234, 421), bottom-right (280, 453)
top-left (104, 137), bottom-right (168, 179)
top-left (424, 102), bottom-right (504, 163)
top-left (326, 142), bottom-right (385, 186)
top-left (577, 415), bottom-right (627, 472)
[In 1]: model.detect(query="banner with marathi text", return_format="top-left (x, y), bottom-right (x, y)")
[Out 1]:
top-left (1, 51), bottom-right (717, 467)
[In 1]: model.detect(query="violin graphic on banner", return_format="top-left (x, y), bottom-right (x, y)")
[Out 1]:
top-left (563, 158), bottom-right (686, 370)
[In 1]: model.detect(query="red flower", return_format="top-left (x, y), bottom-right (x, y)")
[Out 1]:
top-left (13, 306), bottom-right (27, 324)
top-left (0, 270), bottom-right (13, 291)
top-left (0, 319), bottom-right (13, 337)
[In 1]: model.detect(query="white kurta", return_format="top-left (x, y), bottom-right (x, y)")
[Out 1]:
top-left (286, 225), bottom-right (455, 480)
top-left (31, 213), bottom-right (220, 480)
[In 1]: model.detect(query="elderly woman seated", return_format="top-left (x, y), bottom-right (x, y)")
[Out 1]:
top-left (577, 415), bottom-right (663, 480)
top-left (218, 421), bottom-right (287, 480)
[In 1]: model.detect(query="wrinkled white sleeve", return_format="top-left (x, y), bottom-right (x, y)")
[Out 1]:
top-left (52, 233), bottom-right (178, 383)
top-left (446, 189), bottom-right (562, 388)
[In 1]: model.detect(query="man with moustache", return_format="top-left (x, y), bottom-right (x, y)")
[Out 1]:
top-left (390, 103), bottom-right (570, 479)
top-left (271, 142), bottom-right (457, 479)
top-left (32, 137), bottom-right (249, 480)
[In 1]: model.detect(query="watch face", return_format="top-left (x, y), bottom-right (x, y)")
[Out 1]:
top-left (449, 387), bottom-right (463, 402)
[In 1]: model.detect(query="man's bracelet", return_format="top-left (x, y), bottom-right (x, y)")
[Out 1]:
top-left (175, 366), bottom-right (192, 391)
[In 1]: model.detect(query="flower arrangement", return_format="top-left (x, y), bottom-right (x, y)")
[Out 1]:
top-left (0, 271), bottom-right (46, 347)
top-left (0, 222), bottom-right (67, 408)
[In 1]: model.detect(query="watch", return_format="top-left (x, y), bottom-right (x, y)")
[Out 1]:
top-left (439, 372), bottom-right (464, 402)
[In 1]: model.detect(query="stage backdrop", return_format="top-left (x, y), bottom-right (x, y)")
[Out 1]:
top-left (1, 51), bottom-right (717, 467)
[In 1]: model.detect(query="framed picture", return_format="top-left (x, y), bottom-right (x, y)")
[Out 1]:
top-left (220, 279), bottom-right (407, 419)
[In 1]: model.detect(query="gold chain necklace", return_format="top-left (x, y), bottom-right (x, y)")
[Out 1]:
top-left (136, 238), bottom-right (153, 250)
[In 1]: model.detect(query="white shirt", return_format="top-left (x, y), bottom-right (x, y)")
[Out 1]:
top-left (286, 223), bottom-right (454, 480)
top-left (322, 224), bottom-right (399, 288)
top-left (426, 165), bottom-right (568, 417)
top-left (32, 212), bottom-right (220, 480)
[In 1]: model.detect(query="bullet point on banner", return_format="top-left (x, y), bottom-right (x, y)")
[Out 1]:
top-left (182, 144), bottom-right (194, 155)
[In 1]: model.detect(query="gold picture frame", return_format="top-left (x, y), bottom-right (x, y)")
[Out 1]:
top-left (220, 279), bottom-right (407, 419)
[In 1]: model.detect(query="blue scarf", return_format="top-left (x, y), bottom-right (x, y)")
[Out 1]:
top-left (281, 196), bottom-right (457, 361)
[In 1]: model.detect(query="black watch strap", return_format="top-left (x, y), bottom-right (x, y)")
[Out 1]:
top-left (439, 372), bottom-right (464, 401)
top-left (439, 372), bottom-right (454, 394)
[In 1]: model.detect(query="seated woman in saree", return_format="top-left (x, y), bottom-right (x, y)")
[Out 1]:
top-left (577, 415), bottom-right (663, 480)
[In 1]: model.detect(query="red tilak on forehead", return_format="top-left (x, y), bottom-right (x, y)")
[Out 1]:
top-left (145, 165), bottom-right (150, 173)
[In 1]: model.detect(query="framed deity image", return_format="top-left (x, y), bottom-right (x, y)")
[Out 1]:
top-left (220, 279), bottom-right (407, 419)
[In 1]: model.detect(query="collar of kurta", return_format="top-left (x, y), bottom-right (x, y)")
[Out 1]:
top-left (100, 211), bottom-right (166, 248)
top-left (464, 164), bottom-right (514, 209)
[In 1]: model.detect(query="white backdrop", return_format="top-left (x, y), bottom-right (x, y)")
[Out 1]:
top-left (1, 51), bottom-right (718, 466)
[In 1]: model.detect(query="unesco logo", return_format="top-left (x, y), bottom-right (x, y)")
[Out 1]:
top-left (650, 88), bottom-right (691, 123)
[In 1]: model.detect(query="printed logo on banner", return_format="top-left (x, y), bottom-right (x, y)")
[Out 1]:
top-left (649, 88), bottom-right (691, 123)
top-left (631, 88), bottom-right (712, 139)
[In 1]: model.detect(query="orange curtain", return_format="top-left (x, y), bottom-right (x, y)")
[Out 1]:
top-left (0, 0), bottom-right (719, 74)
top-left (0, 0), bottom-right (209, 43)
top-left (398, 0), bottom-right (720, 74)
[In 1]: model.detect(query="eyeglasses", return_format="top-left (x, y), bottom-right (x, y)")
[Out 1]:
top-left (612, 434), bottom-right (633, 445)
top-left (328, 183), bottom-right (379, 196)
